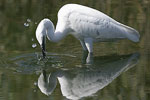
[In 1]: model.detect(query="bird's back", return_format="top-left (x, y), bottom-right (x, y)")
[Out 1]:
top-left (57, 4), bottom-right (140, 42)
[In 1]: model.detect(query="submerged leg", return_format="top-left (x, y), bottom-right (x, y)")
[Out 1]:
top-left (82, 51), bottom-right (93, 64)
top-left (86, 52), bottom-right (93, 64)
top-left (80, 40), bottom-right (88, 64)
top-left (82, 50), bottom-right (88, 64)
top-left (80, 39), bottom-right (94, 64)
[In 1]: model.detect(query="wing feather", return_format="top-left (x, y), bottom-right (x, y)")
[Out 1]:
top-left (58, 4), bottom-right (139, 42)
top-left (68, 11), bottom-right (126, 39)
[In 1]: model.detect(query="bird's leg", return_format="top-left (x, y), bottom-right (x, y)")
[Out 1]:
top-left (80, 40), bottom-right (88, 51)
top-left (82, 50), bottom-right (93, 64)
top-left (80, 39), bottom-right (94, 64)
top-left (86, 52), bottom-right (93, 64)
top-left (80, 40), bottom-right (89, 64)
top-left (84, 38), bottom-right (93, 53)
top-left (82, 50), bottom-right (88, 64)
top-left (84, 38), bottom-right (94, 64)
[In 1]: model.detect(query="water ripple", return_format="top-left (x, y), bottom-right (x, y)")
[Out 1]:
top-left (9, 52), bottom-right (76, 74)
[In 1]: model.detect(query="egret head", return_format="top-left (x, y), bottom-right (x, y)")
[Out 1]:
top-left (38, 70), bottom-right (57, 96)
top-left (36, 19), bottom-right (54, 58)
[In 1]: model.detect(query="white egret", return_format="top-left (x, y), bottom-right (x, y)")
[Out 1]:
top-left (36, 4), bottom-right (140, 58)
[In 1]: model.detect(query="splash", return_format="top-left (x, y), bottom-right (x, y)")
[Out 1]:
top-left (24, 18), bottom-right (31, 27)
top-left (32, 43), bottom-right (37, 48)
top-left (27, 18), bottom-right (31, 23)
top-left (31, 38), bottom-right (37, 48)
top-left (24, 22), bottom-right (29, 27)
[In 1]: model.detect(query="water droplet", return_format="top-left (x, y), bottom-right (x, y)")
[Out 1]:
top-left (34, 82), bottom-right (37, 86)
top-left (32, 43), bottom-right (37, 48)
top-left (31, 38), bottom-right (34, 41)
top-left (24, 22), bottom-right (29, 27)
top-left (33, 89), bottom-right (37, 92)
top-left (27, 18), bottom-right (31, 23)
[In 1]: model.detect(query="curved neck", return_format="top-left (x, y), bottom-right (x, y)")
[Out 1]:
top-left (45, 21), bottom-right (67, 43)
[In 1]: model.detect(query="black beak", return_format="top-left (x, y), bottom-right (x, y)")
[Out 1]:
top-left (42, 70), bottom-right (47, 82)
top-left (41, 36), bottom-right (46, 58)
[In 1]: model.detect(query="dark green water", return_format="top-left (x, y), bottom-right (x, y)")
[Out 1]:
top-left (0, 0), bottom-right (150, 100)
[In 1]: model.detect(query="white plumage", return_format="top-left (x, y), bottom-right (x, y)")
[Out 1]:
top-left (36, 4), bottom-right (140, 56)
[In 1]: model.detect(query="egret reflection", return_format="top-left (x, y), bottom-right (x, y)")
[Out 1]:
top-left (38, 70), bottom-right (58, 96)
top-left (37, 53), bottom-right (139, 100)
